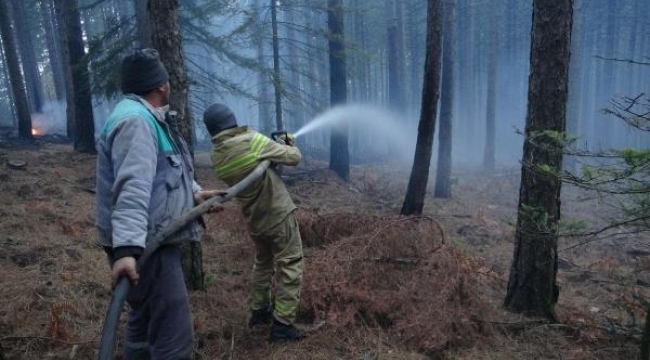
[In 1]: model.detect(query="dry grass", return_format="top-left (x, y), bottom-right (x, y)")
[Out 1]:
top-left (0, 144), bottom-right (643, 359)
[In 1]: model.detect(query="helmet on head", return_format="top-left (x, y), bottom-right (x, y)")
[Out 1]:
top-left (203, 103), bottom-right (238, 137)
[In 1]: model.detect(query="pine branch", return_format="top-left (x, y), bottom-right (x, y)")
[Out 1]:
top-left (594, 55), bottom-right (650, 66)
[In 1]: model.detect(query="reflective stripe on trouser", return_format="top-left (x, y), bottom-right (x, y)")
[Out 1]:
top-left (249, 211), bottom-right (304, 325)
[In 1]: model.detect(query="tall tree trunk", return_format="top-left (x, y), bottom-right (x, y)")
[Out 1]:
top-left (40, 0), bottom-right (66, 102)
top-left (256, 0), bottom-right (272, 135)
top-left (149, 0), bottom-right (203, 291)
top-left (11, 0), bottom-right (45, 113)
top-left (565, 0), bottom-right (584, 172)
top-left (271, 0), bottom-right (284, 131)
top-left (434, 0), bottom-right (456, 199)
top-left (302, 0), bottom-right (319, 150)
top-left (352, 0), bottom-right (367, 102)
top-left (149, 0), bottom-right (191, 145)
top-left (63, 0), bottom-right (96, 153)
top-left (407, 0), bottom-right (426, 116)
top-left (135, 0), bottom-right (152, 48)
top-left (328, 0), bottom-right (349, 180)
top-left (598, 5), bottom-right (616, 149)
top-left (483, 26), bottom-right (498, 172)
top-left (387, 0), bottom-right (406, 111)
top-left (504, 0), bottom-right (572, 321)
top-left (400, 0), bottom-right (443, 215)
top-left (285, 2), bottom-right (303, 131)
top-left (0, 0), bottom-right (32, 139)
top-left (0, 40), bottom-right (18, 129)
top-left (53, 0), bottom-right (76, 140)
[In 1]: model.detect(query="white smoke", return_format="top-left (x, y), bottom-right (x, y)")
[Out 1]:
top-left (31, 100), bottom-right (67, 135)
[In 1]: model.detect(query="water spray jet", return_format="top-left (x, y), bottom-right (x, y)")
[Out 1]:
top-left (292, 104), bottom-right (416, 161)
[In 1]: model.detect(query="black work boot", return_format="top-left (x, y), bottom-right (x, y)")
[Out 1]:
top-left (269, 319), bottom-right (306, 343)
top-left (248, 306), bottom-right (273, 327)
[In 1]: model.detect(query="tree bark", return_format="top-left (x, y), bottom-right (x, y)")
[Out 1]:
top-left (11, 0), bottom-right (45, 113)
top-left (149, 0), bottom-right (192, 145)
top-left (148, 0), bottom-right (203, 290)
top-left (0, 0), bottom-right (32, 139)
top-left (271, 0), bottom-right (284, 131)
top-left (328, 0), bottom-right (349, 180)
top-left (504, 0), bottom-right (572, 321)
top-left (434, 0), bottom-right (456, 199)
top-left (135, 0), bottom-right (152, 48)
top-left (401, 0), bottom-right (443, 215)
top-left (63, 0), bottom-right (96, 153)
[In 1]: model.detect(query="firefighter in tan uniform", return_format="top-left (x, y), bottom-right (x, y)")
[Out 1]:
top-left (203, 103), bottom-right (305, 343)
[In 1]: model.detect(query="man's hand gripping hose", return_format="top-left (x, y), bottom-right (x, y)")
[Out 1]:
top-left (98, 160), bottom-right (271, 360)
top-left (271, 130), bottom-right (295, 146)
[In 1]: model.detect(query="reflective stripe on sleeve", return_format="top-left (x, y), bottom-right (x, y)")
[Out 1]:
top-left (215, 133), bottom-right (269, 179)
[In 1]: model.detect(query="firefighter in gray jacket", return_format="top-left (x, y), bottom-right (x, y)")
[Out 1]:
top-left (96, 49), bottom-right (219, 359)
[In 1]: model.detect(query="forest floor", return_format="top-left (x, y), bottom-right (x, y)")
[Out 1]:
top-left (0, 141), bottom-right (647, 359)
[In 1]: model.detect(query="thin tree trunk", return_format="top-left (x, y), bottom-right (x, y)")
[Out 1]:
top-left (256, 1), bottom-right (272, 135)
top-left (407, 0), bottom-right (425, 116)
top-left (565, 0), bottom-right (584, 172)
top-left (434, 0), bottom-right (455, 199)
top-left (328, 0), bottom-right (349, 180)
top-left (149, 0), bottom-right (203, 291)
top-left (40, 0), bottom-right (66, 102)
top-left (483, 31), bottom-right (497, 172)
top-left (0, 0), bottom-right (32, 139)
top-left (63, 0), bottom-right (96, 153)
top-left (149, 0), bottom-right (191, 144)
top-left (53, 0), bottom-right (76, 140)
top-left (11, 0), bottom-right (45, 113)
top-left (135, 0), bottom-right (152, 48)
top-left (504, 0), bottom-right (572, 321)
top-left (401, 0), bottom-right (443, 215)
top-left (271, 0), bottom-right (284, 131)
top-left (387, 0), bottom-right (405, 111)
top-left (0, 40), bottom-right (18, 130)
top-left (352, 0), bottom-right (367, 102)
top-left (285, 2), bottom-right (303, 131)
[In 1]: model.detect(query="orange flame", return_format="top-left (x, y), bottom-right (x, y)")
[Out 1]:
top-left (31, 128), bottom-right (40, 136)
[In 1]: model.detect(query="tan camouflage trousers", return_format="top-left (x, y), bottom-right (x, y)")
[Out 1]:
top-left (249, 211), bottom-right (304, 325)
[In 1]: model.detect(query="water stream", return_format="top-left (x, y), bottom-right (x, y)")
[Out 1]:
top-left (294, 104), bottom-right (416, 161)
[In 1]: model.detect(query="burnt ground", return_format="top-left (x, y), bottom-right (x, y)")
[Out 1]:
top-left (0, 142), bottom-right (647, 359)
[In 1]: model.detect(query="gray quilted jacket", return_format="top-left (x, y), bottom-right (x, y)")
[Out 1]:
top-left (95, 95), bottom-right (202, 259)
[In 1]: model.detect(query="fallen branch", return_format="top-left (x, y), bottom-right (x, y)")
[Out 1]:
top-left (594, 55), bottom-right (650, 66)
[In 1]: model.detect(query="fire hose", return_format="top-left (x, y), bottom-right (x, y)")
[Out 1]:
top-left (98, 160), bottom-right (271, 360)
